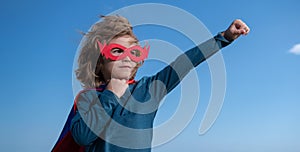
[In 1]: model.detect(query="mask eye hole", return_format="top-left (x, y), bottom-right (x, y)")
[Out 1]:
top-left (111, 48), bottom-right (124, 56)
top-left (130, 49), bottom-right (141, 57)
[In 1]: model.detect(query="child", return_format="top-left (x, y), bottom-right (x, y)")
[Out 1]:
top-left (52, 15), bottom-right (249, 152)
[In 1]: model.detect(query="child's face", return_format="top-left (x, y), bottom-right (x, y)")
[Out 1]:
top-left (102, 35), bottom-right (139, 81)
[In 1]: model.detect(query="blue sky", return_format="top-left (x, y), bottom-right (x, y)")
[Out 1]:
top-left (1, 0), bottom-right (300, 152)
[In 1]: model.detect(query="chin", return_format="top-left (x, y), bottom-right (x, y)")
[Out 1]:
top-left (113, 73), bottom-right (132, 80)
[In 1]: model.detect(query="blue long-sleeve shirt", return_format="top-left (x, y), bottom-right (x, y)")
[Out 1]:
top-left (71, 33), bottom-right (231, 152)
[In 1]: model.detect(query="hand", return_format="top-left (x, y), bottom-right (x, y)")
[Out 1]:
top-left (222, 19), bottom-right (250, 41)
top-left (106, 78), bottom-right (128, 98)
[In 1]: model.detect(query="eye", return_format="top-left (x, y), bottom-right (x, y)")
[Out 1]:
top-left (111, 48), bottom-right (124, 56)
top-left (130, 49), bottom-right (141, 57)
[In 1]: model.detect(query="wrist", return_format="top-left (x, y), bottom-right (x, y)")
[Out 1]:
top-left (222, 31), bottom-right (234, 42)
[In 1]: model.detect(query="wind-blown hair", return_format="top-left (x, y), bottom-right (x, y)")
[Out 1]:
top-left (75, 15), bottom-right (139, 88)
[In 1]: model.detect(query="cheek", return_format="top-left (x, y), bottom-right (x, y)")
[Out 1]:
top-left (132, 62), bottom-right (138, 67)
top-left (102, 62), bottom-right (114, 75)
top-left (103, 61), bottom-right (138, 79)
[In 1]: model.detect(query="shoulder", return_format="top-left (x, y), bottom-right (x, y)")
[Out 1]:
top-left (129, 77), bottom-right (152, 88)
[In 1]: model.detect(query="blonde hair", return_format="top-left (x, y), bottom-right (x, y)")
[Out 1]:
top-left (75, 15), bottom-right (139, 88)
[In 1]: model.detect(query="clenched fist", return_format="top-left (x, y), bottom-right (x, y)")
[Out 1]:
top-left (106, 78), bottom-right (128, 98)
top-left (223, 19), bottom-right (250, 41)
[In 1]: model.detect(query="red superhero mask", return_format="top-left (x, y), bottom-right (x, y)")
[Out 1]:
top-left (97, 40), bottom-right (150, 62)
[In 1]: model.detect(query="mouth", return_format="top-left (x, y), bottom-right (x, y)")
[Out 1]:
top-left (119, 65), bottom-right (132, 69)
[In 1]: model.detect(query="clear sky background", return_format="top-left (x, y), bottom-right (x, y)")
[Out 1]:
top-left (1, 0), bottom-right (299, 152)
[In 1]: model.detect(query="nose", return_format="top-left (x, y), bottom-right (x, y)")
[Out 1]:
top-left (122, 56), bottom-right (132, 62)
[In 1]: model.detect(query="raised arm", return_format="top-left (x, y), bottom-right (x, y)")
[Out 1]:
top-left (144, 19), bottom-right (250, 101)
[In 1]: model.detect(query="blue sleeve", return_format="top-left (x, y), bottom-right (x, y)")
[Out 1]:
top-left (70, 90), bottom-right (119, 146)
top-left (145, 33), bottom-right (231, 100)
